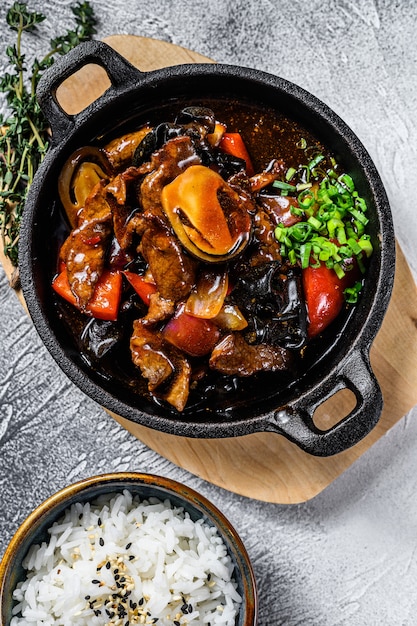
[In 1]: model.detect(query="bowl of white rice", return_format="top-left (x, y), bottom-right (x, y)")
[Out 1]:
top-left (0, 472), bottom-right (257, 626)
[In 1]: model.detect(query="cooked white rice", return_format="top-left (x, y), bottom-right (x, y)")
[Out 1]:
top-left (10, 489), bottom-right (242, 625)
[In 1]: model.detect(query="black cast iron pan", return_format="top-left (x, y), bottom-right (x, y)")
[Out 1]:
top-left (19, 40), bottom-right (396, 456)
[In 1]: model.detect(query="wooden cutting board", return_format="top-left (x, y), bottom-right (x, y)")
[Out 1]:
top-left (4, 35), bottom-right (417, 504)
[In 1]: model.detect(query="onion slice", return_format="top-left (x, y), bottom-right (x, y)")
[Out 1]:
top-left (185, 268), bottom-right (228, 319)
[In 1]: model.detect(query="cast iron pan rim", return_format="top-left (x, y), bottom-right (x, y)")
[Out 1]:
top-left (19, 53), bottom-right (395, 443)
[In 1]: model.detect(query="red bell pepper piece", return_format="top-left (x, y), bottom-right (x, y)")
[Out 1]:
top-left (123, 270), bottom-right (157, 305)
top-left (162, 306), bottom-right (221, 357)
top-left (303, 262), bottom-right (359, 338)
top-left (52, 266), bottom-right (122, 321)
top-left (219, 132), bottom-right (254, 176)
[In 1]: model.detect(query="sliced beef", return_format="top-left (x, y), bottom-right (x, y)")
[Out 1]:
top-left (106, 166), bottom-right (150, 255)
top-left (130, 319), bottom-right (191, 411)
top-left (259, 193), bottom-right (301, 228)
top-left (143, 291), bottom-right (175, 325)
top-left (209, 332), bottom-right (293, 376)
top-left (140, 135), bottom-right (201, 220)
top-left (249, 206), bottom-right (283, 265)
top-left (104, 127), bottom-right (152, 170)
top-left (140, 223), bottom-right (197, 302)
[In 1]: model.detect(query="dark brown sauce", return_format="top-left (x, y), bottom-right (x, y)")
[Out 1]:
top-left (53, 99), bottom-right (356, 420)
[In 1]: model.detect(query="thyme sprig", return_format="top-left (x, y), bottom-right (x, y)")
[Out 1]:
top-left (0, 1), bottom-right (96, 278)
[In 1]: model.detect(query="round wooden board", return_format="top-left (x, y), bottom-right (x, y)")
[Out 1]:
top-left (18, 35), bottom-right (417, 503)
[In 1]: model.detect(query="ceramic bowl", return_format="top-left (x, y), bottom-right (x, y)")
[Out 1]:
top-left (0, 472), bottom-right (257, 625)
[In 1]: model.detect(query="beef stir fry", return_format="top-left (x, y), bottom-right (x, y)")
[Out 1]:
top-left (53, 106), bottom-right (372, 411)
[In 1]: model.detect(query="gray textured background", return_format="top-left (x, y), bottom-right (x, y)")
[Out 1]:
top-left (1, 1), bottom-right (417, 624)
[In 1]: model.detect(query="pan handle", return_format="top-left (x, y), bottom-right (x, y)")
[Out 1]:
top-left (265, 348), bottom-right (382, 456)
top-left (36, 40), bottom-right (142, 145)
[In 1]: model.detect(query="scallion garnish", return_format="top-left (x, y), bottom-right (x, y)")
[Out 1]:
top-left (344, 281), bottom-right (363, 304)
top-left (272, 180), bottom-right (297, 193)
top-left (272, 146), bottom-right (373, 307)
top-left (308, 154), bottom-right (325, 170)
top-left (285, 167), bottom-right (297, 181)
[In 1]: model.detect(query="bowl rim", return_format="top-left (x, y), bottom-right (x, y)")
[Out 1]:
top-left (0, 471), bottom-right (258, 626)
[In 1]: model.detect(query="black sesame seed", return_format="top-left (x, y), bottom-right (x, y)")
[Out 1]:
top-left (98, 517), bottom-right (102, 526)
top-left (106, 561), bottom-right (111, 569)
top-left (99, 537), bottom-right (104, 547)
top-left (138, 597), bottom-right (144, 606)
top-left (174, 621), bottom-right (180, 626)
top-left (188, 604), bottom-right (193, 613)
top-left (125, 542), bottom-right (132, 550)
top-left (84, 595), bottom-right (91, 600)
top-left (120, 576), bottom-right (126, 583)
top-left (207, 573), bottom-right (211, 581)
top-left (129, 601), bottom-right (137, 610)
top-left (91, 579), bottom-right (100, 585)
top-left (128, 555), bottom-right (135, 561)
top-left (181, 604), bottom-right (188, 614)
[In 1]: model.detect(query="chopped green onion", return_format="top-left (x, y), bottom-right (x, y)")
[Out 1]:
top-left (298, 188), bottom-right (316, 210)
top-left (358, 235), bottom-right (373, 257)
top-left (296, 182), bottom-right (312, 192)
top-left (333, 263), bottom-right (346, 279)
top-left (288, 248), bottom-right (297, 265)
top-left (290, 222), bottom-right (312, 242)
top-left (355, 196), bottom-right (368, 212)
top-left (308, 154), bottom-right (325, 170)
top-left (347, 237), bottom-right (362, 256)
top-left (300, 243), bottom-right (312, 268)
top-left (344, 281), bottom-right (363, 304)
top-left (327, 217), bottom-right (343, 238)
top-left (307, 215), bottom-right (322, 230)
top-left (274, 225), bottom-right (286, 242)
top-left (338, 173), bottom-right (355, 193)
top-left (273, 180), bottom-right (297, 192)
top-left (271, 150), bottom-right (372, 297)
top-left (285, 167), bottom-right (297, 181)
top-left (349, 208), bottom-right (369, 224)
top-left (336, 226), bottom-right (347, 244)
top-left (289, 205), bottom-right (304, 217)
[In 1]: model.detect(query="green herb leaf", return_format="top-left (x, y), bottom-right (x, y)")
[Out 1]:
top-left (0, 1), bottom-right (96, 271)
